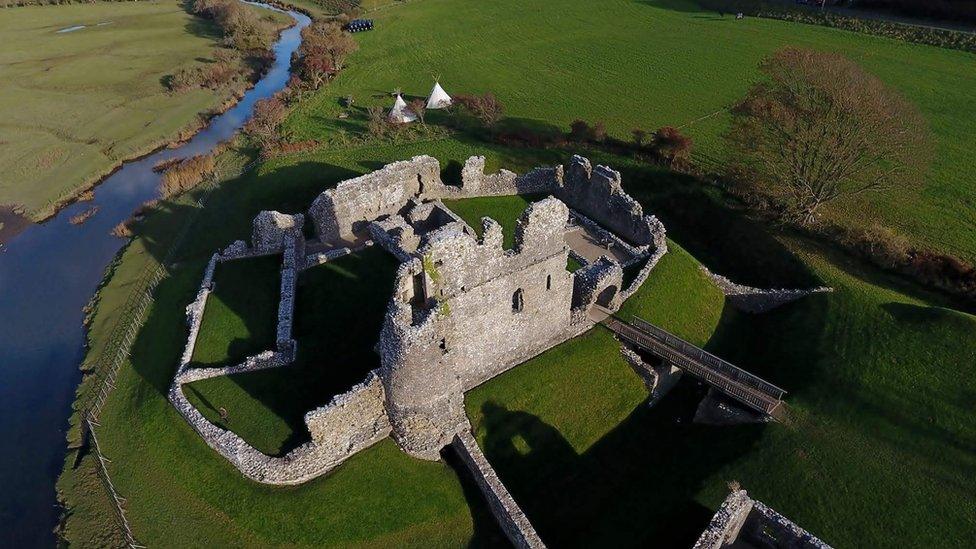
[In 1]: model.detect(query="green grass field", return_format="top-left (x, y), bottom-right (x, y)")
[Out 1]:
top-left (57, 0), bottom-right (976, 546)
top-left (0, 1), bottom-right (285, 220)
top-left (286, 0), bottom-right (976, 262)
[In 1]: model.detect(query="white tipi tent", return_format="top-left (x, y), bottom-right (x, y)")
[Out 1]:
top-left (426, 81), bottom-right (452, 109)
top-left (388, 94), bottom-right (417, 123)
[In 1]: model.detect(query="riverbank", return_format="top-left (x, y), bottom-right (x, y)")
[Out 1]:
top-left (0, 4), bottom-right (309, 545)
top-left (0, 1), bottom-right (290, 226)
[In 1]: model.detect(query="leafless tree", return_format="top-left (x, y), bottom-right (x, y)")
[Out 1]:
top-left (651, 126), bottom-right (693, 167)
top-left (727, 47), bottom-right (932, 225)
top-left (407, 98), bottom-right (427, 125)
top-left (246, 97), bottom-right (287, 141)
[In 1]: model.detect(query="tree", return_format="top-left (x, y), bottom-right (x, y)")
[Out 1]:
top-left (650, 126), bottom-right (693, 167)
top-left (366, 105), bottom-right (387, 139)
top-left (727, 47), bottom-right (932, 225)
top-left (568, 119), bottom-right (594, 142)
top-left (296, 22), bottom-right (358, 89)
top-left (631, 128), bottom-right (648, 147)
top-left (407, 98), bottom-right (426, 125)
top-left (457, 93), bottom-right (504, 128)
top-left (246, 97), bottom-right (287, 141)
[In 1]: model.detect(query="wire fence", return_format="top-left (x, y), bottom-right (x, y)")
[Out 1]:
top-left (77, 158), bottom-right (256, 548)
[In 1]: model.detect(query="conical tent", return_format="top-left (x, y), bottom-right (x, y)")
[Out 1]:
top-left (388, 94), bottom-right (417, 123)
top-left (426, 81), bottom-right (452, 109)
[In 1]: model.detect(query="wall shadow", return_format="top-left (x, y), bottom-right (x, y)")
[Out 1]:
top-left (475, 392), bottom-right (765, 548)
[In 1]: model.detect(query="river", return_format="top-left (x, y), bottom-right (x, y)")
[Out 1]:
top-left (0, 5), bottom-right (310, 546)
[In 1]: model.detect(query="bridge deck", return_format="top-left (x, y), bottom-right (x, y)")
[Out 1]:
top-left (603, 315), bottom-right (786, 416)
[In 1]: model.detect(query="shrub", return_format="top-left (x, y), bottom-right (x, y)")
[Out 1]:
top-left (650, 126), bottom-right (693, 168)
top-left (159, 154), bottom-right (216, 198)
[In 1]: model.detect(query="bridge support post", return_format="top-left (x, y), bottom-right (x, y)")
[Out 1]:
top-left (619, 345), bottom-right (683, 406)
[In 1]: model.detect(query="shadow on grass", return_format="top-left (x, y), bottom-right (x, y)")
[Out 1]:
top-left (187, 247), bottom-right (399, 455)
top-left (440, 446), bottom-right (511, 549)
top-left (475, 387), bottom-right (763, 548)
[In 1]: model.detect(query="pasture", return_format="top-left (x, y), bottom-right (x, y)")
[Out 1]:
top-left (288, 0), bottom-right (976, 261)
top-left (0, 1), bottom-right (281, 220)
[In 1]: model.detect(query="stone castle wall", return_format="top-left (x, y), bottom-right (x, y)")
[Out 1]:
top-left (377, 198), bottom-right (589, 459)
top-left (453, 428), bottom-right (545, 548)
top-left (694, 490), bottom-right (831, 549)
top-left (304, 372), bottom-right (391, 451)
top-left (555, 155), bottom-right (663, 248)
top-left (308, 155), bottom-right (441, 242)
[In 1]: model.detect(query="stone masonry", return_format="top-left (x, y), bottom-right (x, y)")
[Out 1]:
top-left (168, 153), bottom-right (825, 548)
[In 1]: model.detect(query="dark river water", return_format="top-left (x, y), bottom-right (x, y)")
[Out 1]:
top-left (0, 6), bottom-right (309, 546)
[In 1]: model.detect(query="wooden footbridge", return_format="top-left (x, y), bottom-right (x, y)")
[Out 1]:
top-left (602, 315), bottom-right (786, 417)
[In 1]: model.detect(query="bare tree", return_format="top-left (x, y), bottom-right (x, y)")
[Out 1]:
top-left (366, 105), bottom-right (387, 139)
top-left (297, 22), bottom-right (358, 89)
top-left (651, 126), bottom-right (693, 167)
top-left (407, 98), bottom-right (426, 125)
top-left (727, 47), bottom-right (932, 225)
top-left (456, 93), bottom-right (504, 128)
top-left (246, 97), bottom-right (287, 141)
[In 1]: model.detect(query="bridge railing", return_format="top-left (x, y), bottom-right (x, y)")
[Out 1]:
top-left (630, 316), bottom-right (786, 400)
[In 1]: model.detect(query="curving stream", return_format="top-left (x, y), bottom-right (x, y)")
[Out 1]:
top-left (0, 5), bottom-right (310, 546)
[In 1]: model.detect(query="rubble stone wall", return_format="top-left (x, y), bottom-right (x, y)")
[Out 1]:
top-left (308, 155), bottom-right (441, 242)
top-left (701, 267), bottom-right (833, 313)
top-left (305, 372), bottom-right (391, 451)
top-left (252, 211), bottom-right (304, 253)
top-left (453, 428), bottom-right (546, 548)
top-left (555, 155), bottom-right (662, 247)
top-left (694, 490), bottom-right (755, 549)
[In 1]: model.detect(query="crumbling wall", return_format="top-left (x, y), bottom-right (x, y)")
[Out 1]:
top-left (572, 256), bottom-right (624, 313)
top-left (701, 267), bottom-right (833, 313)
top-left (618, 345), bottom-right (682, 405)
top-left (277, 234), bottom-right (299, 353)
top-left (252, 211), bottom-right (304, 253)
top-left (695, 490), bottom-right (832, 549)
top-left (452, 427), bottom-right (545, 549)
top-left (308, 155), bottom-right (441, 242)
top-left (305, 372), bottom-right (391, 451)
top-left (694, 490), bottom-right (755, 549)
top-left (555, 155), bottom-right (661, 247)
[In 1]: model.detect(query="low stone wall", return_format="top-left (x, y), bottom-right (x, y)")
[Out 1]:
top-left (177, 253), bottom-right (219, 374)
top-left (701, 267), bottom-right (833, 314)
top-left (277, 235), bottom-right (298, 350)
top-left (695, 490), bottom-right (831, 549)
top-left (452, 427), bottom-right (546, 549)
top-left (619, 242), bottom-right (668, 301)
top-left (694, 490), bottom-right (755, 549)
top-left (303, 243), bottom-right (362, 270)
top-left (444, 156), bottom-right (560, 197)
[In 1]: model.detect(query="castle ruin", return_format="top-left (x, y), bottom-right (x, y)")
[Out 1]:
top-left (167, 154), bottom-right (828, 548)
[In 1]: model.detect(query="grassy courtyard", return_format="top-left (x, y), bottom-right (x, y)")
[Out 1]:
top-left (189, 255), bottom-right (282, 367)
top-left (186, 247), bottom-right (399, 455)
top-left (0, 1), bottom-right (286, 220)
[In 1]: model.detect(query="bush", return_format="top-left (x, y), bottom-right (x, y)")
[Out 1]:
top-left (159, 154), bottom-right (216, 198)
top-left (650, 126), bottom-right (693, 168)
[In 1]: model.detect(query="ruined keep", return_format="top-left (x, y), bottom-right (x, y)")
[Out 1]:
top-left (167, 153), bottom-right (827, 548)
